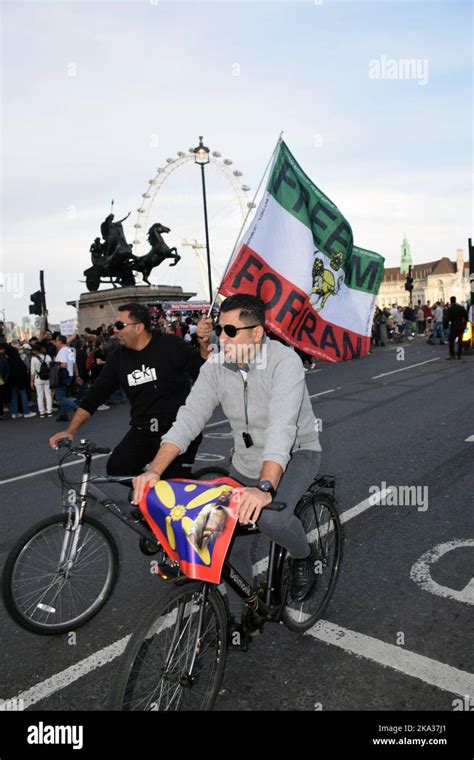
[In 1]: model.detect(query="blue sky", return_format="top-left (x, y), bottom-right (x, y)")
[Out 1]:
top-left (1, 0), bottom-right (472, 324)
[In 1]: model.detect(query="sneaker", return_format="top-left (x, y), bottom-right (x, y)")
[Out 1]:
top-left (47, 413), bottom-right (53, 418)
top-left (290, 547), bottom-right (318, 603)
top-left (309, 363), bottom-right (316, 370)
top-left (23, 412), bottom-right (37, 418)
top-left (40, 414), bottom-right (46, 419)
top-left (11, 413), bottom-right (23, 419)
top-left (97, 404), bottom-right (110, 411)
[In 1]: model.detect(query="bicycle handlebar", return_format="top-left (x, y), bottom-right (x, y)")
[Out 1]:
top-left (56, 438), bottom-right (111, 456)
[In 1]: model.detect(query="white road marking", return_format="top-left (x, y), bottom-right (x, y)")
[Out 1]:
top-left (465, 435), bottom-right (474, 442)
top-left (339, 488), bottom-right (396, 524)
top-left (309, 389), bottom-right (336, 399)
top-left (307, 620), bottom-right (474, 698)
top-left (12, 636), bottom-right (130, 710)
top-left (372, 358), bottom-right (440, 380)
top-left (0, 454), bottom-right (108, 487)
top-left (410, 540), bottom-right (474, 606)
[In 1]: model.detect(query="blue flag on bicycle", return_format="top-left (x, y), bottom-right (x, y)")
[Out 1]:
top-left (140, 478), bottom-right (241, 584)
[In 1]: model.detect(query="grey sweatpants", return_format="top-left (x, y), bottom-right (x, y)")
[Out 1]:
top-left (226, 449), bottom-right (322, 618)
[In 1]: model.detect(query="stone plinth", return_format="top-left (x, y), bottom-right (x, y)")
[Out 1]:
top-left (67, 285), bottom-right (197, 332)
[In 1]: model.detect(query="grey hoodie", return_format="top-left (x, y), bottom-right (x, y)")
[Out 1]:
top-left (162, 337), bottom-right (321, 479)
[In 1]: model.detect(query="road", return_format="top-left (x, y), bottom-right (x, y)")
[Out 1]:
top-left (1, 337), bottom-right (473, 712)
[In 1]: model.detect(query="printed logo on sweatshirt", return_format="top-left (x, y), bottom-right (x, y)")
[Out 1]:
top-left (127, 365), bottom-right (157, 387)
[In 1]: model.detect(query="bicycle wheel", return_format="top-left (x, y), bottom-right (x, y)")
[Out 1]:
top-left (110, 581), bottom-right (228, 712)
top-left (192, 466), bottom-right (230, 481)
top-left (2, 513), bottom-right (119, 635)
top-left (280, 493), bottom-right (342, 632)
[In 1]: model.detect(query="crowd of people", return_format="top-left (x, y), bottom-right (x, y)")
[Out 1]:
top-left (371, 297), bottom-right (470, 358)
top-left (0, 306), bottom-right (204, 423)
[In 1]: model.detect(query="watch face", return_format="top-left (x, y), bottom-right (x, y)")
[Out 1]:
top-left (259, 480), bottom-right (273, 492)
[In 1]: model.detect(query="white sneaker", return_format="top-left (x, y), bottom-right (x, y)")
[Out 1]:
top-left (97, 405), bottom-right (110, 411)
top-left (23, 412), bottom-right (37, 418)
top-left (309, 363), bottom-right (316, 370)
top-left (11, 413), bottom-right (23, 419)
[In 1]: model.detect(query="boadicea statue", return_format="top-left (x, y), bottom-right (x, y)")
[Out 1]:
top-left (83, 212), bottom-right (181, 291)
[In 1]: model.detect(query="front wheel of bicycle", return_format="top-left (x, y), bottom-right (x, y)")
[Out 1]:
top-left (280, 493), bottom-right (342, 633)
top-left (110, 581), bottom-right (228, 711)
top-left (2, 513), bottom-right (119, 635)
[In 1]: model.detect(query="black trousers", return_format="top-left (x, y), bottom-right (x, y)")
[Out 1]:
top-left (106, 426), bottom-right (203, 477)
top-left (449, 326), bottom-right (465, 358)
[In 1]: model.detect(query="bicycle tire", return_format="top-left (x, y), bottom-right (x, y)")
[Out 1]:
top-left (110, 581), bottom-right (228, 712)
top-left (280, 493), bottom-right (342, 633)
top-left (192, 466), bottom-right (230, 481)
top-left (2, 513), bottom-right (119, 635)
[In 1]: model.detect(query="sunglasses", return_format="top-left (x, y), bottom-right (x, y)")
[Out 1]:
top-left (114, 320), bottom-right (141, 331)
top-left (215, 323), bottom-right (259, 338)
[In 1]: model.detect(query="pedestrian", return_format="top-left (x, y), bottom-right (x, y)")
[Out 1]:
top-left (0, 341), bottom-right (10, 420)
top-left (5, 343), bottom-right (36, 418)
top-left (379, 308), bottom-right (389, 346)
top-left (429, 302), bottom-right (446, 345)
top-left (444, 296), bottom-right (468, 360)
top-left (403, 303), bottom-right (416, 340)
top-left (53, 335), bottom-right (80, 422)
top-left (30, 345), bottom-right (53, 417)
top-left (415, 305), bottom-right (425, 335)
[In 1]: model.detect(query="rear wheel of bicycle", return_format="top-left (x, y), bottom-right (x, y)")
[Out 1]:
top-left (110, 582), bottom-right (228, 712)
top-left (280, 493), bottom-right (342, 632)
top-left (192, 466), bottom-right (230, 481)
top-left (2, 514), bottom-right (119, 635)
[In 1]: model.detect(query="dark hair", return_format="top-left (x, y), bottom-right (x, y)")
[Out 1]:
top-left (56, 335), bottom-right (67, 345)
top-left (450, 296), bottom-right (456, 304)
top-left (118, 303), bottom-right (151, 332)
top-left (219, 294), bottom-right (265, 327)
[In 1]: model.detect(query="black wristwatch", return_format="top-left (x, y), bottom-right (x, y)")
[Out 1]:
top-left (257, 480), bottom-right (276, 500)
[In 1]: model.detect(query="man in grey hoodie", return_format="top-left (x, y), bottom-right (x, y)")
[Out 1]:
top-left (133, 294), bottom-right (322, 628)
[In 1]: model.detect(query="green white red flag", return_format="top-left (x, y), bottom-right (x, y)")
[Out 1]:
top-left (220, 141), bottom-right (385, 362)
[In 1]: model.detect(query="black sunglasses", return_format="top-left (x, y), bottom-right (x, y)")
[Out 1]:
top-left (215, 324), bottom-right (259, 338)
top-left (114, 320), bottom-right (141, 331)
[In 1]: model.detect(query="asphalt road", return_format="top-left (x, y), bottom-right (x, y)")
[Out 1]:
top-left (1, 337), bottom-right (473, 713)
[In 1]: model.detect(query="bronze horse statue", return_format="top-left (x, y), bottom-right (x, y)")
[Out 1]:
top-left (132, 223), bottom-right (181, 285)
top-left (83, 215), bottom-right (181, 291)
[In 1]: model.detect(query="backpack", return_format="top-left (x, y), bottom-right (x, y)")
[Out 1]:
top-left (38, 357), bottom-right (50, 381)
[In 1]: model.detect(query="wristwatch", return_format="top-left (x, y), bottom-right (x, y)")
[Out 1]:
top-left (257, 480), bottom-right (276, 500)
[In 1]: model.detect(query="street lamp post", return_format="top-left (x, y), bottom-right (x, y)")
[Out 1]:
top-left (193, 136), bottom-right (213, 304)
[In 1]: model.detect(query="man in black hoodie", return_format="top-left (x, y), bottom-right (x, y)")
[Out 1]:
top-left (444, 296), bottom-right (468, 360)
top-left (49, 303), bottom-right (213, 476)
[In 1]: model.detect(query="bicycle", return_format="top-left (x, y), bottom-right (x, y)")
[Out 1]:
top-left (1, 439), bottom-right (228, 635)
top-left (109, 473), bottom-right (342, 711)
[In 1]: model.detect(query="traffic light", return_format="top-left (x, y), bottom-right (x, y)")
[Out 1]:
top-left (29, 290), bottom-right (43, 315)
top-left (404, 266), bottom-right (414, 293)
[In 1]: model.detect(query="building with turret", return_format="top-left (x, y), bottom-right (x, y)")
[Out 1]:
top-left (376, 241), bottom-right (469, 307)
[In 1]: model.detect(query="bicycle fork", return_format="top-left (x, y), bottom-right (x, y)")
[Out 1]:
top-left (58, 471), bottom-right (89, 577)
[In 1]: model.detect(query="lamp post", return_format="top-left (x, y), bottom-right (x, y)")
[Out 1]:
top-left (193, 136), bottom-right (213, 304)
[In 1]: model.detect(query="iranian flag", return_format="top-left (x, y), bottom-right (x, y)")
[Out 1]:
top-left (220, 141), bottom-right (385, 363)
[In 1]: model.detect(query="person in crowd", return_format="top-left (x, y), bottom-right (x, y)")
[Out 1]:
top-left (429, 302), bottom-right (447, 345)
top-left (5, 343), bottom-right (36, 418)
top-left (415, 305), bottom-right (425, 335)
top-left (54, 335), bottom-right (81, 422)
top-left (30, 344), bottom-right (53, 418)
top-left (444, 296), bottom-right (468, 361)
top-left (0, 342), bottom-right (10, 420)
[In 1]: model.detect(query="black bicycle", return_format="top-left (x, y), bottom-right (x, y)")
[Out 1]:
top-left (1, 439), bottom-right (228, 635)
top-left (109, 473), bottom-right (342, 711)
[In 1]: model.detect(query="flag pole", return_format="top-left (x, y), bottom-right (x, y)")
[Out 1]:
top-left (207, 131), bottom-right (284, 316)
